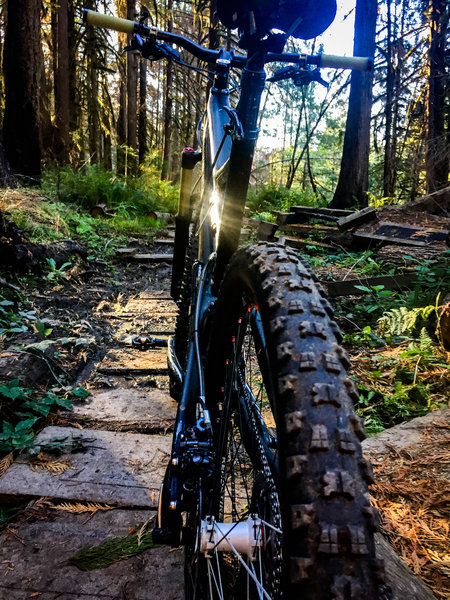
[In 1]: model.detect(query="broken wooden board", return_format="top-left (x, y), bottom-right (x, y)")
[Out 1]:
top-left (353, 222), bottom-right (449, 248)
top-left (322, 273), bottom-right (417, 297)
top-left (337, 206), bottom-right (377, 231)
top-left (0, 427), bottom-right (171, 508)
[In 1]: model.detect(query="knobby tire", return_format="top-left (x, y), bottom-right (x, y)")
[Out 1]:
top-left (185, 242), bottom-right (391, 600)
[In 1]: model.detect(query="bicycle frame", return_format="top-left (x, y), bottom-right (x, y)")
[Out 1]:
top-left (84, 6), bottom-right (374, 558)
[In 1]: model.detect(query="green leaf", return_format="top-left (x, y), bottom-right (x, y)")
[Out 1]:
top-left (353, 285), bottom-right (372, 293)
top-left (46, 257), bottom-right (57, 270)
top-left (15, 417), bottom-right (38, 432)
top-left (25, 340), bottom-right (54, 353)
top-left (55, 397), bottom-right (73, 410)
top-left (71, 387), bottom-right (90, 398)
top-left (0, 300), bottom-right (14, 307)
top-left (0, 385), bottom-right (23, 400)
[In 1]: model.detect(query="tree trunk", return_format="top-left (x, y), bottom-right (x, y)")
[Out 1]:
top-left (161, 0), bottom-right (173, 180)
top-left (138, 56), bottom-right (148, 164)
top-left (127, 0), bottom-right (138, 173)
top-left (329, 0), bottom-right (377, 209)
top-left (383, 0), bottom-right (395, 198)
top-left (3, 0), bottom-right (41, 184)
top-left (425, 0), bottom-right (449, 193)
top-left (52, 0), bottom-right (71, 163)
top-left (116, 0), bottom-right (127, 174)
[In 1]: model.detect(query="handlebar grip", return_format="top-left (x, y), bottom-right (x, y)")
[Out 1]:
top-left (319, 54), bottom-right (373, 71)
top-left (83, 9), bottom-right (135, 34)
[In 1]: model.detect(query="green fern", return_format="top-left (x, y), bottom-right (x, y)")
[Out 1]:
top-left (378, 305), bottom-right (435, 336)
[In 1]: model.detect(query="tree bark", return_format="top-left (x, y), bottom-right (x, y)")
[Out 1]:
top-left (52, 0), bottom-right (71, 163)
top-left (127, 0), bottom-right (138, 173)
top-left (425, 0), bottom-right (449, 193)
top-left (161, 0), bottom-right (173, 180)
top-left (329, 0), bottom-right (377, 209)
top-left (3, 0), bottom-right (41, 184)
top-left (138, 56), bottom-right (148, 164)
top-left (383, 0), bottom-right (395, 197)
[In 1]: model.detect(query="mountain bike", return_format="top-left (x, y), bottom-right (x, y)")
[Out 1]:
top-left (85, 5), bottom-right (390, 599)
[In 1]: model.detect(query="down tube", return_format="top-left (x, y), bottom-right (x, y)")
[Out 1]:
top-left (198, 89), bottom-right (233, 261)
top-left (214, 65), bottom-right (266, 290)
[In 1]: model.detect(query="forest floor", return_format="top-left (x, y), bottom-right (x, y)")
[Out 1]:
top-left (0, 192), bottom-right (448, 598)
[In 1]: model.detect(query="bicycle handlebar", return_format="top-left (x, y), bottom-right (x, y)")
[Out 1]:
top-left (83, 9), bottom-right (373, 72)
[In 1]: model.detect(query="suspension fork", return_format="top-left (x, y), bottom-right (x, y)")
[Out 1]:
top-left (213, 52), bottom-right (267, 293)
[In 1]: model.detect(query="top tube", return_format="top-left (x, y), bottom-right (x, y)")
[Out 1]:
top-left (83, 10), bottom-right (372, 72)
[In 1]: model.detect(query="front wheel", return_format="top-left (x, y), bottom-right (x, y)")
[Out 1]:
top-left (193, 242), bottom-right (390, 600)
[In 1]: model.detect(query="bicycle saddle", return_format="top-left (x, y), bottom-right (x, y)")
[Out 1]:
top-left (217, 0), bottom-right (337, 40)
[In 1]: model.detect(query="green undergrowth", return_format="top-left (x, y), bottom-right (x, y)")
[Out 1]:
top-left (247, 183), bottom-right (326, 216)
top-left (42, 161), bottom-right (178, 216)
top-left (5, 190), bottom-right (163, 257)
top-left (0, 379), bottom-right (89, 454)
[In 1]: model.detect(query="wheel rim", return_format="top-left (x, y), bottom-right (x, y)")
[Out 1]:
top-left (196, 302), bottom-right (284, 599)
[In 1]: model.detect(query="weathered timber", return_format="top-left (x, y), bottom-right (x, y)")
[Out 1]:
top-left (116, 247), bottom-right (138, 258)
top-left (154, 238), bottom-right (175, 245)
top-left (352, 230), bottom-right (446, 249)
top-left (279, 222), bottom-right (337, 235)
top-left (355, 222), bottom-right (449, 248)
top-left (256, 220), bottom-right (277, 241)
top-left (290, 205), bottom-right (353, 217)
top-left (337, 206), bottom-right (377, 231)
top-left (403, 185), bottom-right (450, 215)
top-left (279, 236), bottom-right (335, 251)
top-left (132, 253), bottom-right (173, 262)
top-left (322, 273), bottom-right (416, 297)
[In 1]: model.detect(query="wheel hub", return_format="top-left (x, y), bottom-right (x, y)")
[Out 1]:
top-left (200, 516), bottom-right (264, 559)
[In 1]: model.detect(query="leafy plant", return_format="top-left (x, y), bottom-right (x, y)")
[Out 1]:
top-left (378, 305), bottom-right (435, 336)
top-left (0, 418), bottom-right (38, 451)
top-left (45, 257), bottom-right (72, 281)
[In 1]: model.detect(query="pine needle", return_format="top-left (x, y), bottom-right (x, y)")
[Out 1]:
top-left (52, 501), bottom-right (114, 514)
top-left (29, 452), bottom-right (73, 475)
top-left (0, 452), bottom-right (13, 476)
top-left (68, 528), bottom-right (159, 570)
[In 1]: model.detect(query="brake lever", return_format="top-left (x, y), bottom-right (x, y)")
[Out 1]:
top-left (268, 66), bottom-right (328, 88)
top-left (125, 34), bottom-right (180, 62)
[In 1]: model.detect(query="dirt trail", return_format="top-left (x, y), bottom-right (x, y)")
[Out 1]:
top-left (0, 241), bottom-right (184, 599)
top-left (0, 237), bottom-right (441, 600)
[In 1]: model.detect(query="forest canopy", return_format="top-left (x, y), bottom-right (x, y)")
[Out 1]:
top-left (0, 0), bottom-right (448, 208)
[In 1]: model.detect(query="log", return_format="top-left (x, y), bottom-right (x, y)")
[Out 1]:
top-left (375, 534), bottom-right (436, 600)
top-left (0, 239), bottom-right (88, 271)
top-left (337, 206), bottom-right (377, 231)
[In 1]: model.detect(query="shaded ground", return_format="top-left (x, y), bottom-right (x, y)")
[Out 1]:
top-left (0, 198), bottom-right (448, 598)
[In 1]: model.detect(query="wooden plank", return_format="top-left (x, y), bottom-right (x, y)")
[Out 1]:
top-left (337, 206), bottom-right (377, 231)
top-left (279, 236), bottom-right (335, 251)
top-left (290, 205), bottom-right (353, 217)
top-left (256, 220), bottom-right (277, 241)
top-left (279, 223), bottom-right (336, 235)
top-left (274, 211), bottom-right (339, 226)
top-left (352, 231), bottom-right (429, 248)
top-left (132, 253), bottom-right (174, 262)
top-left (322, 273), bottom-right (416, 298)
